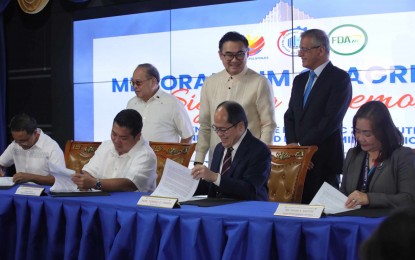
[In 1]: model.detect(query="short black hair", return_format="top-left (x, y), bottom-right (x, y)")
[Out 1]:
top-left (218, 31), bottom-right (249, 51)
top-left (113, 109), bottom-right (143, 137)
top-left (216, 101), bottom-right (248, 129)
top-left (352, 101), bottom-right (403, 161)
top-left (9, 113), bottom-right (37, 134)
top-left (137, 63), bottom-right (160, 83)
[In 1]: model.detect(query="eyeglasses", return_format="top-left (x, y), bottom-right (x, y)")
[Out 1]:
top-left (221, 51), bottom-right (247, 61)
top-left (130, 78), bottom-right (152, 87)
top-left (298, 46), bottom-right (320, 54)
top-left (211, 122), bottom-right (240, 134)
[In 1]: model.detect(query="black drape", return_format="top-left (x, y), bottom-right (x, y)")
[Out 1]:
top-left (0, 0), bottom-right (11, 153)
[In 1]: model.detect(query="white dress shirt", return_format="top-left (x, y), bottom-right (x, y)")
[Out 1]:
top-left (196, 67), bottom-right (277, 163)
top-left (127, 88), bottom-right (194, 142)
top-left (0, 129), bottom-right (65, 175)
top-left (82, 138), bottom-right (157, 192)
top-left (214, 130), bottom-right (247, 186)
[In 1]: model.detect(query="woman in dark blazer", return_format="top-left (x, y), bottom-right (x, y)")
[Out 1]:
top-left (340, 101), bottom-right (415, 208)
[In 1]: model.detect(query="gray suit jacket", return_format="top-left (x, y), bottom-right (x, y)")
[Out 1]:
top-left (340, 146), bottom-right (415, 208)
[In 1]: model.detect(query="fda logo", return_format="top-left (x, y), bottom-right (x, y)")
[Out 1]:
top-left (329, 24), bottom-right (367, 55)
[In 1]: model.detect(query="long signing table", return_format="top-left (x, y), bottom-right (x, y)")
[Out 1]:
top-left (0, 185), bottom-right (383, 260)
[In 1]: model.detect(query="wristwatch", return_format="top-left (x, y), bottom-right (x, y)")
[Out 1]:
top-left (94, 178), bottom-right (102, 190)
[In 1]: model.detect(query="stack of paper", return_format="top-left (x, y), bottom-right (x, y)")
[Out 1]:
top-left (150, 159), bottom-right (200, 202)
top-left (0, 177), bottom-right (15, 188)
top-left (310, 182), bottom-right (361, 214)
top-left (49, 163), bottom-right (78, 192)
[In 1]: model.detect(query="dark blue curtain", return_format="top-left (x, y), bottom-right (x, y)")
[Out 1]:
top-left (0, 0), bottom-right (10, 153)
top-left (0, 0), bottom-right (88, 153)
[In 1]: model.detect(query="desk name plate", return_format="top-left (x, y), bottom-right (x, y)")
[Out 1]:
top-left (274, 203), bottom-right (324, 218)
top-left (15, 185), bottom-right (45, 196)
top-left (137, 195), bottom-right (180, 209)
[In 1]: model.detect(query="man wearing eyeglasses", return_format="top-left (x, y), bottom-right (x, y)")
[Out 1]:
top-left (127, 63), bottom-right (194, 143)
top-left (191, 101), bottom-right (271, 201)
top-left (284, 29), bottom-right (352, 203)
top-left (0, 113), bottom-right (65, 185)
top-left (195, 31), bottom-right (276, 165)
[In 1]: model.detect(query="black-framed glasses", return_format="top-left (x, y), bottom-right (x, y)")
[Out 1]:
top-left (298, 46), bottom-right (321, 54)
top-left (221, 51), bottom-right (247, 61)
top-left (211, 122), bottom-right (240, 134)
top-left (130, 78), bottom-right (152, 87)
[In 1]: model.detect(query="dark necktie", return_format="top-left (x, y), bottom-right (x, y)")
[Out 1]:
top-left (303, 70), bottom-right (316, 107)
top-left (220, 147), bottom-right (233, 175)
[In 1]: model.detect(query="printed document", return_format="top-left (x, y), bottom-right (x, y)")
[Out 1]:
top-left (0, 177), bottom-right (15, 187)
top-left (49, 163), bottom-right (78, 192)
top-left (151, 159), bottom-right (199, 202)
top-left (310, 182), bottom-right (361, 214)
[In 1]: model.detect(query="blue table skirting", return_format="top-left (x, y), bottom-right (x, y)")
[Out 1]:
top-left (0, 185), bottom-right (383, 260)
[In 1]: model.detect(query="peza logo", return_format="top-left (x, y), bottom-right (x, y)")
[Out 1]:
top-left (246, 34), bottom-right (265, 56)
top-left (329, 24), bottom-right (368, 55)
top-left (277, 26), bottom-right (307, 57)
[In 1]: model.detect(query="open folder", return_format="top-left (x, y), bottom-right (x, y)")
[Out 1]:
top-left (48, 163), bottom-right (109, 197)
